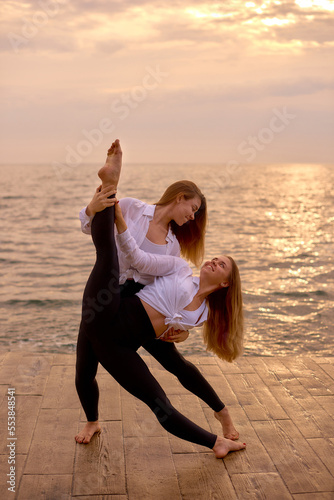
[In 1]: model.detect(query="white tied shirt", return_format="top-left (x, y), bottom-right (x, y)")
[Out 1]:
top-left (117, 229), bottom-right (208, 332)
top-left (79, 197), bottom-right (181, 285)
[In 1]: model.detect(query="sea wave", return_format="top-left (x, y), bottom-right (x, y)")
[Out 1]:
top-left (2, 299), bottom-right (79, 308)
top-left (272, 290), bottom-right (329, 298)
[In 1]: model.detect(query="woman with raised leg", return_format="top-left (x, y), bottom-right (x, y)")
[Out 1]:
top-left (76, 140), bottom-right (241, 445)
top-left (76, 140), bottom-right (246, 458)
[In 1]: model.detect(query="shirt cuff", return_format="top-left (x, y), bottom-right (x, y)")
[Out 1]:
top-left (116, 228), bottom-right (133, 252)
top-left (79, 206), bottom-right (94, 233)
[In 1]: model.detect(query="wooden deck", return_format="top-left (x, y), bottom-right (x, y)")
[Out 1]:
top-left (0, 351), bottom-right (334, 500)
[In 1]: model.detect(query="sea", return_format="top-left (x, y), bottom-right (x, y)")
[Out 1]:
top-left (1, 162), bottom-right (333, 358)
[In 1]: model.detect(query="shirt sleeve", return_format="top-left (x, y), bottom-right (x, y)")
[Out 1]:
top-left (79, 198), bottom-right (140, 236)
top-left (116, 229), bottom-right (185, 276)
top-left (79, 207), bottom-right (93, 235)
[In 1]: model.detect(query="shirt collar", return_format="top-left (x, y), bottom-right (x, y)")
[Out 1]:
top-left (143, 204), bottom-right (156, 219)
top-left (192, 276), bottom-right (200, 288)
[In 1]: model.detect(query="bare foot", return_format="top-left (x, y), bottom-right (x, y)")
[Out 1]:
top-left (214, 407), bottom-right (239, 440)
top-left (75, 421), bottom-right (101, 444)
top-left (212, 436), bottom-right (246, 459)
top-left (98, 139), bottom-right (122, 189)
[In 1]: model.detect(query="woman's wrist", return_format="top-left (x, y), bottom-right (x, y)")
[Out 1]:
top-left (116, 219), bottom-right (127, 234)
top-left (86, 203), bottom-right (95, 217)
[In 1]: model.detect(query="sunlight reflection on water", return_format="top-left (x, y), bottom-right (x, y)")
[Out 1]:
top-left (1, 163), bottom-right (333, 356)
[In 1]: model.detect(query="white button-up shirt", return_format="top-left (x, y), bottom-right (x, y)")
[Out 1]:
top-left (117, 229), bottom-right (208, 331)
top-left (79, 197), bottom-right (181, 285)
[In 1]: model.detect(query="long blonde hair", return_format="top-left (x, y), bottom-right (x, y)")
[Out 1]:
top-left (203, 256), bottom-right (244, 362)
top-left (155, 180), bottom-right (207, 267)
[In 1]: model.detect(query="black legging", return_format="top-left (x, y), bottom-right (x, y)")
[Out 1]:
top-left (77, 204), bottom-right (218, 449)
top-left (76, 281), bottom-right (225, 423)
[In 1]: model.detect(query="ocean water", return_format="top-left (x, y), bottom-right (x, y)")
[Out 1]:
top-left (1, 162), bottom-right (333, 357)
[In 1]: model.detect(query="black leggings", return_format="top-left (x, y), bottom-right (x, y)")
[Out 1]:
top-left (76, 281), bottom-right (225, 424)
top-left (77, 204), bottom-right (218, 449)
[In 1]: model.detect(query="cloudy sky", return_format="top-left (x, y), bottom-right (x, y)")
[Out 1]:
top-left (1, 0), bottom-right (334, 165)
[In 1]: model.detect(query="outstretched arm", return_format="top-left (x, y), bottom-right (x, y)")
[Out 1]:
top-left (114, 202), bottom-right (185, 277)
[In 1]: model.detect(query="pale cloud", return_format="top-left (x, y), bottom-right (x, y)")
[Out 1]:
top-left (1, 0), bottom-right (333, 163)
top-left (2, 0), bottom-right (334, 55)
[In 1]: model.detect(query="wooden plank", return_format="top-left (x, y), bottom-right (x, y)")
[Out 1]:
top-left (216, 357), bottom-right (256, 374)
top-left (282, 384), bottom-right (334, 438)
top-left (224, 374), bottom-right (262, 406)
top-left (0, 352), bottom-right (27, 386)
top-left (314, 395), bottom-right (334, 415)
top-left (124, 436), bottom-right (181, 500)
top-left (195, 364), bottom-right (240, 407)
top-left (270, 385), bottom-right (324, 439)
top-left (306, 437), bottom-right (334, 477)
top-left (310, 357), bottom-right (334, 365)
top-left (225, 374), bottom-right (272, 421)
top-left (52, 353), bottom-right (76, 365)
top-left (72, 421), bottom-right (126, 496)
top-left (0, 351), bottom-right (8, 364)
top-left (42, 364), bottom-right (80, 409)
top-left (257, 357), bottom-right (300, 385)
top-left (318, 362), bottom-right (334, 380)
top-left (293, 494), bottom-right (334, 500)
top-left (74, 496), bottom-right (127, 499)
top-left (12, 354), bottom-right (53, 395)
top-left (24, 408), bottom-right (79, 474)
top-left (17, 474), bottom-right (72, 500)
top-left (121, 387), bottom-right (165, 438)
top-left (0, 395), bottom-right (42, 455)
top-left (173, 452), bottom-right (237, 499)
top-left (186, 355), bottom-right (218, 366)
top-left (231, 472), bottom-right (293, 499)
top-left (248, 357), bottom-right (282, 387)
top-left (252, 419), bottom-right (334, 493)
top-left (244, 373), bottom-right (289, 420)
top-left (1, 353), bottom-right (334, 500)
top-left (281, 358), bottom-right (334, 396)
top-left (300, 358), bottom-right (334, 386)
top-left (208, 406), bottom-right (276, 474)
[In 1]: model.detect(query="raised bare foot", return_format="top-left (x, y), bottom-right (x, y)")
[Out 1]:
top-left (98, 139), bottom-right (122, 188)
top-left (214, 407), bottom-right (239, 440)
top-left (212, 436), bottom-right (246, 459)
top-left (75, 421), bottom-right (101, 444)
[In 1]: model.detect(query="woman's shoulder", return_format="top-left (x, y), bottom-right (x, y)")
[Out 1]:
top-left (119, 197), bottom-right (150, 218)
top-left (119, 197), bottom-right (146, 209)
